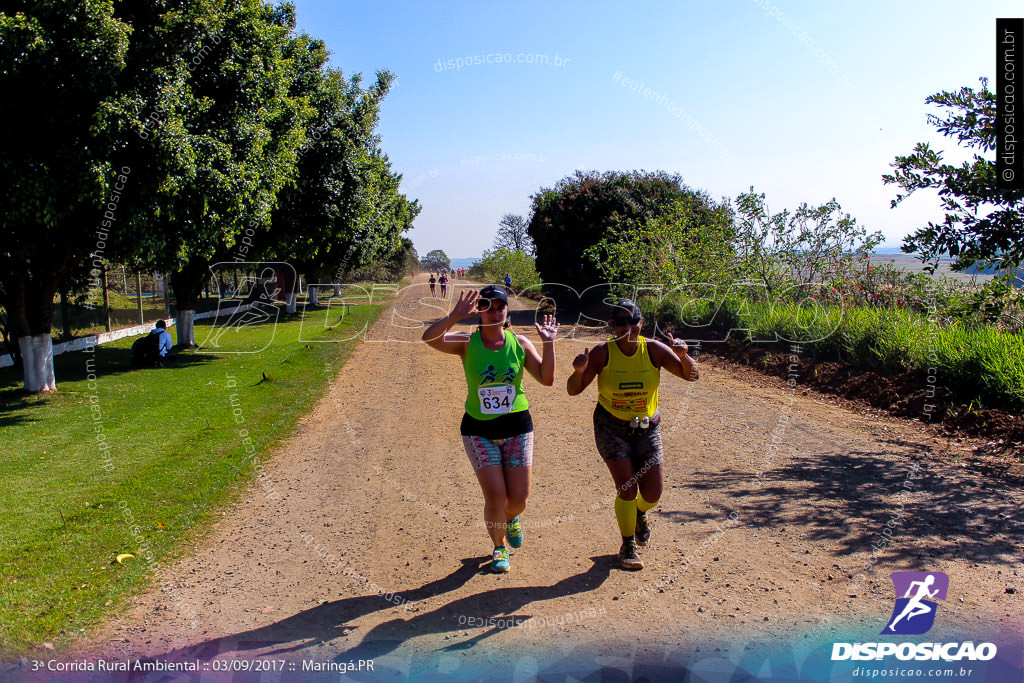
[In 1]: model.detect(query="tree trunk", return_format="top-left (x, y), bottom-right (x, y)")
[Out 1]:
top-left (171, 262), bottom-right (208, 347)
top-left (176, 309), bottom-right (196, 347)
top-left (333, 283), bottom-right (342, 296)
top-left (59, 289), bottom-right (72, 341)
top-left (273, 266), bottom-right (298, 314)
top-left (101, 263), bottom-right (112, 332)
top-left (3, 268), bottom-right (60, 393)
top-left (309, 285), bottom-right (319, 306)
top-left (135, 272), bottom-right (144, 324)
top-left (18, 334), bottom-right (56, 393)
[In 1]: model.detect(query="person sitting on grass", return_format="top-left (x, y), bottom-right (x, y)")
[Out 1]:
top-left (154, 320), bottom-right (175, 363)
top-left (132, 320), bottom-right (176, 367)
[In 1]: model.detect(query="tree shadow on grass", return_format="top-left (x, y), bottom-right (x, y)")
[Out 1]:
top-left (0, 345), bottom-right (219, 394)
top-left (134, 556), bottom-right (612, 670)
top-left (0, 348), bottom-right (220, 433)
top-left (670, 443), bottom-right (1021, 567)
top-left (0, 387), bottom-right (44, 427)
top-left (64, 345), bottom-right (218, 382)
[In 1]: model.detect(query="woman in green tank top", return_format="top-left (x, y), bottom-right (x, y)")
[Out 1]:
top-left (566, 299), bottom-right (699, 570)
top-left (422, 285), bottom-right (558, 573)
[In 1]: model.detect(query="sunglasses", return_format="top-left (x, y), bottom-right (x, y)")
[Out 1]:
top-left (610, 316), bottom-right (641, 326)
top-left (477, 300), bottom-right (507, 310)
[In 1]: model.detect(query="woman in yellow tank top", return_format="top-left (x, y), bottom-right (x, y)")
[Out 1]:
top-left (566, 299), bottom-right (698, 570)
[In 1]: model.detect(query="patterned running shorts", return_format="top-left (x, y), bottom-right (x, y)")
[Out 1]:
top-left (462, 432), bottom-right (534, 470)
top-left (593, 405), bottom-right (664, 468)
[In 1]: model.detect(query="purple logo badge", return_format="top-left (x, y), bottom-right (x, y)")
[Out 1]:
top-left (881, 571), bottom-right (949, 635)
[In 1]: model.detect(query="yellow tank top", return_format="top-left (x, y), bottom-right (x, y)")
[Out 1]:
top-left (597, 336), bottom-right (659, 420)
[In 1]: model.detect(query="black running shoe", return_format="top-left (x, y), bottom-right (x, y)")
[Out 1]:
top-left (635, 510), bottom-right (651, 546)
top-left (618, 538), bottom-right (644, 570)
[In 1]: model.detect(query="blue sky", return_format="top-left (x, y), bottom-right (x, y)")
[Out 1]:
top-left (291, 0), bottom-right (1018, 260)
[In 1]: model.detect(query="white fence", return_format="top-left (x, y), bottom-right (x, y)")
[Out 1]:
top-left (0, 304), bottom-right (253, 369)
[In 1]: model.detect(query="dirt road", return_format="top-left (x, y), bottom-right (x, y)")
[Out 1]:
top-left (77, 275), bottom-right (1021, 677)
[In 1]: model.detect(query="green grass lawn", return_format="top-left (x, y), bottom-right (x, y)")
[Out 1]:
top-left (0, 304), bottom-right (385, 658)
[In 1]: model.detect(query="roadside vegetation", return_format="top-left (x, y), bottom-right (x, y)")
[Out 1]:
top-left (511, 79), bottom-right (1022, 413)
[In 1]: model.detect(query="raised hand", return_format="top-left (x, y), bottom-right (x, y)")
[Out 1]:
top-left (451, 289), bottom-right (479, 321)
top-left (572, 347), bottom-right (590, 372)
top-left (535, 314), bottom-right (559, 342)
top-left (663, 331), bottom-right (688, 356)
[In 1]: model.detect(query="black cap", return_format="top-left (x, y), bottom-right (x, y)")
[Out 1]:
top-left (479, 285), bottom-right (508, 304)
top-left (609, 298), bottom-right (641, 320)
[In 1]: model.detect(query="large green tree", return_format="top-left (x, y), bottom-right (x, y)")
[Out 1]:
top-left (586, 191), bottom-right (735, 289)
top-left (883, 78), bottom-right (1024, 275)
top-left (0, 0), bottom-right (132, 391)
top-left (264, 66), bottom-right (419, 307)
top-left (528, 170), bottom-right (711, 293)
top-left (420, 250), bottom-right (450, 272)
top-left (105, 0), bottom-right (314, 346)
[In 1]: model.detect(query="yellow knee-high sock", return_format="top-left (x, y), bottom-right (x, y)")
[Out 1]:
top-left (614, 496), bottom-right (637, 537)
top-left (636, 491), bottom-right (659, 513)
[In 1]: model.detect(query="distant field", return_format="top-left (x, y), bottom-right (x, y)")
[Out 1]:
top-left (869, 253), bottom-right (1007, 284)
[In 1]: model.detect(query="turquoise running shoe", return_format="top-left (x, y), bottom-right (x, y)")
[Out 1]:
top-left (492, 545), bottom-right (510, 573)
top-left (506, 516), bottom-right (523, 549)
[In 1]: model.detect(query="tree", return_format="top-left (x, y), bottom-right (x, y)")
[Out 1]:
top-left (475, 248), bottom-right (541, 291)
top-left (105, 0), bottom-right (314, 345)
top-left (883, 78), bottom-right (1024, 275)
top-left (420, 250), bottom-right (450, 272)
top-left (528, 170), bottom-right (707, 292)
top-left (264, 63), bottom-right (418, 307)
top-left (732, 192), bottom-right (792, 297)
top-left (344, 236), bottom-right (419, 283)
top-left (0, 0), bottom-right (132, 391)
top-left (734, 189), bottom-right (882, 297)
top-left (586, 192), bottom-right (735, 289)
top-left (494, 214), bottom-right (534, 255)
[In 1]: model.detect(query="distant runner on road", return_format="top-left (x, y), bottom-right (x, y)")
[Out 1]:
top-left (421, 285), bottom-right (557, 573)
top-left (566, 299), bottom-right (698, 570)
top-left (428, 274), bottom-right (437, 297)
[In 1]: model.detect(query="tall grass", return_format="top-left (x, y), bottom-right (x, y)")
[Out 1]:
top-left (653, 293), bottom-right (1024, 411)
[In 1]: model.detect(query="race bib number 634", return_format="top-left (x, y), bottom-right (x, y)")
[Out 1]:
top-left (478, 385), bottom-right (514, 415)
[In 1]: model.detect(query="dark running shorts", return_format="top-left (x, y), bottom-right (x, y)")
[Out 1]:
top-left (593, 404), bottom-right (664, 468)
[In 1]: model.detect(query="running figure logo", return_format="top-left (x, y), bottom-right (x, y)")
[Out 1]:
top-left (881, 571), bottom-right (949, 635)
top-left (479, 365), bottom-right (498, 383)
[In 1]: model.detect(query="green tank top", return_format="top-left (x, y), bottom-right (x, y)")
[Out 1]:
top-left (463, 329), bottom-right (529, 420)
top-left (597, 336), bottom-right (659, 420)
